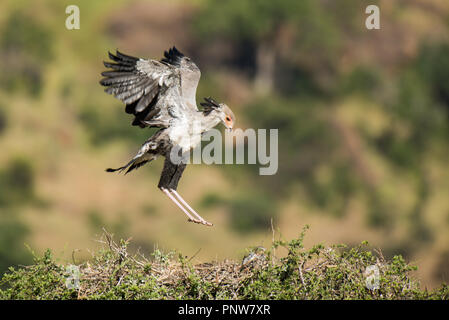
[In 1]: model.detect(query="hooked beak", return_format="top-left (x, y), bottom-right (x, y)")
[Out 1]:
top-left (223, 119), bottom-right (233, 132)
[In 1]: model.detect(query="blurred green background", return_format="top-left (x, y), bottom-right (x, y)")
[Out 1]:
top-left (0, 0), bottom-right (448, 289)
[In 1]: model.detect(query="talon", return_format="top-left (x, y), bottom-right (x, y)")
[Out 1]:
top-left (170, 189), bottom-right (213, 226)
top-left (188, 218), bottom-right (213, 227)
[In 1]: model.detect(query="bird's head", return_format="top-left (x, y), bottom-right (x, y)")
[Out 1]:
top-left (200, 97), bottom-right (235, 131)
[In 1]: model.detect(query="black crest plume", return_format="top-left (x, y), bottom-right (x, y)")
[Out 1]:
top-left (200, 97), bottom-right (221, 115)
top-left (161, 47), bottom-right (185, 66)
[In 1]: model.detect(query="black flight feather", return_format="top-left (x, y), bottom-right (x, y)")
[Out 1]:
top-left (160, 47), bottom-right (184, 67)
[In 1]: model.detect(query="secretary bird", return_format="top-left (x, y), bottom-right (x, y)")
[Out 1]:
top-left (100, 47), bottom-right (235, 226)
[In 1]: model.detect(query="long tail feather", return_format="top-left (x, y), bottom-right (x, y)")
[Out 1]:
top-left (105, 158), bottom-right (136, 173)
top-left (106, 154), bottom-right (154, 174)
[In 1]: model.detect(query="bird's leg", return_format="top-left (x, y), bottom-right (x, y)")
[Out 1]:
top-left (160, 187), bottom-right (208, 226)
top-left (160, 187), bottom-right (198, 222)
top-left (170, 189), bottom-right (213, 226)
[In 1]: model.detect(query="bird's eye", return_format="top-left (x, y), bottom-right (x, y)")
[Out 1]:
top-left (226, 117), bottom-right (231, 122)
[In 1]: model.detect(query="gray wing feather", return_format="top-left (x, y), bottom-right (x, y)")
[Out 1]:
top-left (100, 50), bottom-right (185, 128)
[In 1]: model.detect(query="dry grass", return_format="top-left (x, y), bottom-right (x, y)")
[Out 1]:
top-left (2, 228), bottom-right (447, 300)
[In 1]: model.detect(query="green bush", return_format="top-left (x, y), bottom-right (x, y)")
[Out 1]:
top-left (1, 229), bottom-right (447, 300)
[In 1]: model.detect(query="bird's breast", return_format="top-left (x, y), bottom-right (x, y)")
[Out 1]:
top-left (168, 122), bottom-right (202, 152)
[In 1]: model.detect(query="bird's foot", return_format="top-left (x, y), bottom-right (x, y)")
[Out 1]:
top-left (188, 218), bottom-right (213, 227)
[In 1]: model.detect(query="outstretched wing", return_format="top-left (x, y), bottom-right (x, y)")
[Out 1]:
top-left (100, 47), bottom-right (199, 128)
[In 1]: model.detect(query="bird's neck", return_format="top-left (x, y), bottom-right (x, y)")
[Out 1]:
top-left (198, 112), bottom-right (221, 132)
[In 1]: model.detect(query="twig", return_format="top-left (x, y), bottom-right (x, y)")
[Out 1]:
top-left (298, 261), bottom-right (306, 286)
top-left (188, 248), bottom-right (202, 263)
top-left (72, 249), bottom-right (80, 265)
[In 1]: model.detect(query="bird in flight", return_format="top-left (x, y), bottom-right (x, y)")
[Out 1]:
top-left (100, 47), bottom-right (235, 226)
